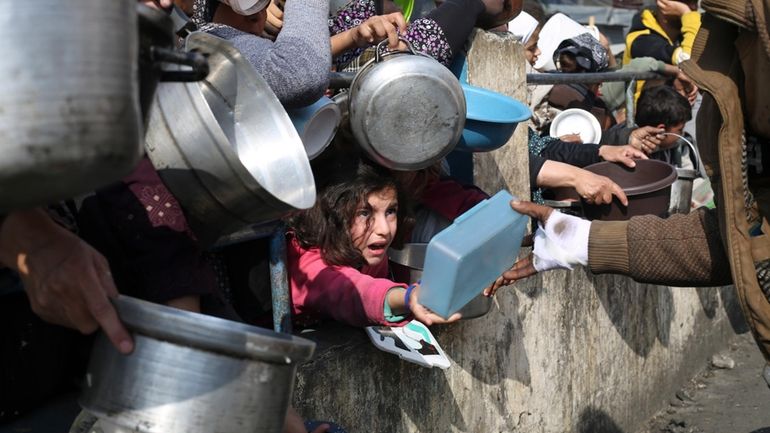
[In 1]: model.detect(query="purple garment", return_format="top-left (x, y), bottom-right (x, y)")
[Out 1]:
top-left (329, 0), bottom-right (452, 68)
top-left (77, 158), bottom-right (217, 304)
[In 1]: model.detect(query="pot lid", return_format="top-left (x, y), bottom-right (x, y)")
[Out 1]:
top-left (113, 295), bottom-right (315, 364)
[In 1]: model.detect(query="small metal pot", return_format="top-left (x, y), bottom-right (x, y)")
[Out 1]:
top-left (145, 32), bottom-right (316, 246)
top-left (0, 0), bottom-right (143, 211)
top-left (79, 296), bottom-right (315, 433)
top-left (389, 243), bottom-right (492, 320)
top-left (665, 133), bottom-right (703, 215)
top-left (348, 39), bottom-right (466, 170)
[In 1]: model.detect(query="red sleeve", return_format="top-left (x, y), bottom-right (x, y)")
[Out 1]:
top-left (288, 237), bottom-right (408, 327)
top-left (420, 178), bottom-right (490, 221)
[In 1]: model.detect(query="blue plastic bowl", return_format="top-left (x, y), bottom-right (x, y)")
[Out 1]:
top-left (454, 83), bottom-right (531, 152)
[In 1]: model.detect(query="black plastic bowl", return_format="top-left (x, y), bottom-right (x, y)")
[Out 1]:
top-left (581, 159), bottom-right (677, 221)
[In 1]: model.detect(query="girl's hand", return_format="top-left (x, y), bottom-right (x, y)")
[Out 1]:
top-left (407, 284), bottom-right (462, 326)
top-left (350, 12), bottom-right (407, 50)
top-left (559, 133), bottom-right (583, 144)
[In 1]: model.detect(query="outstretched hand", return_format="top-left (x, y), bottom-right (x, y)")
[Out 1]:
top-left (483, 201), bottom-right (554, 296)
top-left (409, 284), bottom-right (462, 326)
top-left (598, 144), bottom-right (648, 168)
top-left (350, 12), bottom-right (407, 50)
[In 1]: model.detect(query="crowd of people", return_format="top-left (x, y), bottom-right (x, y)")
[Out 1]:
top-left (2, 0), bottom-right (770, 431)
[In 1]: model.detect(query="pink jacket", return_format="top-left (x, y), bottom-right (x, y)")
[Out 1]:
top-left (288, 236), bottom-right (408, 328)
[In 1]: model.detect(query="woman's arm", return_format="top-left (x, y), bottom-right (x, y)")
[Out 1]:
top-left (221, 0), bottom-right (331, 107)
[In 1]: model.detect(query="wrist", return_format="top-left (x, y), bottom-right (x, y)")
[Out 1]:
top-left (0, 209), bottom-right (62, 270)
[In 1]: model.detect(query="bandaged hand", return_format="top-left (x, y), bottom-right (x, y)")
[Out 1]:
top-left (484, 201), bottom-right (591, 296)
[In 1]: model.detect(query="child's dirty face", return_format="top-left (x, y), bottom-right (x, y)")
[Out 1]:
top-left (350, 187), bottom-right (398, 267)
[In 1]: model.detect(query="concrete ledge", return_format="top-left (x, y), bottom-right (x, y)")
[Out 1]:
top-left (293, 270), bottom-right (745, 432)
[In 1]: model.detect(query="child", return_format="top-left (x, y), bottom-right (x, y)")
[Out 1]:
top-left (602, 84), bottom-right (693, 167)
top-left (287, 159), bottom-right (460, 328)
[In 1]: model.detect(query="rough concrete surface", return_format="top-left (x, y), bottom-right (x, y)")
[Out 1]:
top-left (641, 332), bottom-right (770, 433)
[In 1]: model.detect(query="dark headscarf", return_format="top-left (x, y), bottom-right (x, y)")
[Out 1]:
top-left (553, 32), bottom-right (609, 72)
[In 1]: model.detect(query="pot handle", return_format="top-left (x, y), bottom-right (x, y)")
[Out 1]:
top-left (660, 132), bottom-right (706, 178)
top-left (374, 36), bottom-right (422, 63)
top-left (153, 47), bottom-right (209, 82)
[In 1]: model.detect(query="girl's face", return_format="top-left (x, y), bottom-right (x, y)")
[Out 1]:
top-left (524, 29), bottom-right (541, 66)
top-left (350, 187), bottom-right (398, 267)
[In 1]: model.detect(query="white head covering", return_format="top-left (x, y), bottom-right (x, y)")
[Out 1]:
top-left (508, 12), bottom-right (538, 44)
top-left (534, 13), bottom-right (598, 71)
top-left (218, 0), bottom-right (270, 15)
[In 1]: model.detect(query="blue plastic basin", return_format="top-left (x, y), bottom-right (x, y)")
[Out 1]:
top-left (418, 190), bottom-right (528, 319)
top-left (455, 84), bottom-right (531, 152)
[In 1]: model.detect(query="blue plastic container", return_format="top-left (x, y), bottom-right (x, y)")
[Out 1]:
top-left (419, 190), bottom-right (528, 318)
top-left (455, 84), bottom-right (531, 152)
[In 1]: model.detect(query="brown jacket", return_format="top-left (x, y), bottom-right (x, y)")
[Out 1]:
top-left (588, 0), bottom-right (770, 362)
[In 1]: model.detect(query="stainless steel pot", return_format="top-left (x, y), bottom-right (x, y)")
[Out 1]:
top-left (79, 296), bottom-right (315, 433)
top-left (0, 0), bottom-right (143, 212)
top-left (137, 5), bottom-right (208, 125)
top-left (389, 243), bottom-right (493, 320)
top-left (348, 39), bottom-right (466, 170)
top-left (145, 32), bottom-right (316, 246)
top-left (664, 133), bottom-right (703, 215)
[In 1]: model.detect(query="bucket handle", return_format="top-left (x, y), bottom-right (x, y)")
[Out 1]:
top-left (660, 132), bottom-right (707, 178)
top-left (374, 36), bottom-right (424, 63)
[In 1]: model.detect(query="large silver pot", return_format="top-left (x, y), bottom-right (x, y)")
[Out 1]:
top-left (145, 32), bottom-right (315, 246)
top-left (0, 0), bottom-right (143, 212)
top-left (79, 296), bottom-right (315, 433)
top-left (348, 39), bottom-right (466, 171)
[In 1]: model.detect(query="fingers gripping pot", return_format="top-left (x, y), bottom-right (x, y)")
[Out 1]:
top-left (79, 296), bottom-right (315, 433)
top-left (348, 39), bottom-right (466, 170)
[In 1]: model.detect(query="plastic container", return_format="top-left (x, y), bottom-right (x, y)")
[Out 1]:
top-left (580, 159), bottom-right (677, 221)
top-left (418, 190), bottom-right (528, 318)
top-left (454, 83), bottom-right (531, 152)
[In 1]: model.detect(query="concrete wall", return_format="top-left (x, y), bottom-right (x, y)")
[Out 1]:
top-left (292, 31), bottom-right (746, 433)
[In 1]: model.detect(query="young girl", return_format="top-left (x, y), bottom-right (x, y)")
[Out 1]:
top-left (287, 160), bottom-right (460, 328)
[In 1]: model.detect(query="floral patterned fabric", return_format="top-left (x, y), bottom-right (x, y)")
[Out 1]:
top-left (330, 0), bottom-right (452, 68)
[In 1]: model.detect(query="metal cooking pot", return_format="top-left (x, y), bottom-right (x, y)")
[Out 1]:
top-left (145, 33), bottom-right (316, 246)
top-left (665, 133), bottom-right (703, 215)
top-left (348, 39), bottom-right (466, 170)
top-left (79, 296), bottom-right (315, 433)
top-left (388, 243), bottom-right (493, 320)
top-left (137, 5), bottom-right (208, 125)
top-left (0, 0), bottom-right (142, 212)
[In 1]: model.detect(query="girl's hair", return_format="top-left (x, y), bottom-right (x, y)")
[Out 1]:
top-left (288, 158), bottom-right (412, 268)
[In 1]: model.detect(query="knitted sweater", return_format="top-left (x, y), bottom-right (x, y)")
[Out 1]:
top-left (194, 0), bottom-right (331, 108)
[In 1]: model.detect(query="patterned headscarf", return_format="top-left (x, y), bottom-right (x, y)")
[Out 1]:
top-left (553, 32), bottom-right (609, 72)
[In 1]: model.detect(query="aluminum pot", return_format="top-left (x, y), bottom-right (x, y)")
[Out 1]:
top-left (137, 5), bottom-right (208, 125)
top-left (145, 32), bottom-right (316, 246)
top-left (0, 0), bottom-right (142, 212)
top-left (348, 39), bottom-right (466, 170)
top-left (79, 296), bottom-right (315, 433)
top-left (664, 133), bottom-right (703, 215)
top-left (388, 243), bottom-right (492, 320)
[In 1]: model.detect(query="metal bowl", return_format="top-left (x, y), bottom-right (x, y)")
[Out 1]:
top-left (79, 296), bottom-right (315, 433)
top-left (145, 32), bottom-right (315, 246)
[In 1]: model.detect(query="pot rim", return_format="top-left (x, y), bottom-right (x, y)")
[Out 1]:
top-left (585, 160), bottom-right (678, 196)
top-left (114, 295), bottom-right (315, 364)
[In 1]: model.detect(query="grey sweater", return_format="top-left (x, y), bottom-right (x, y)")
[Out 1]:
top-left (199, 0), bottom-right (331, 108)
